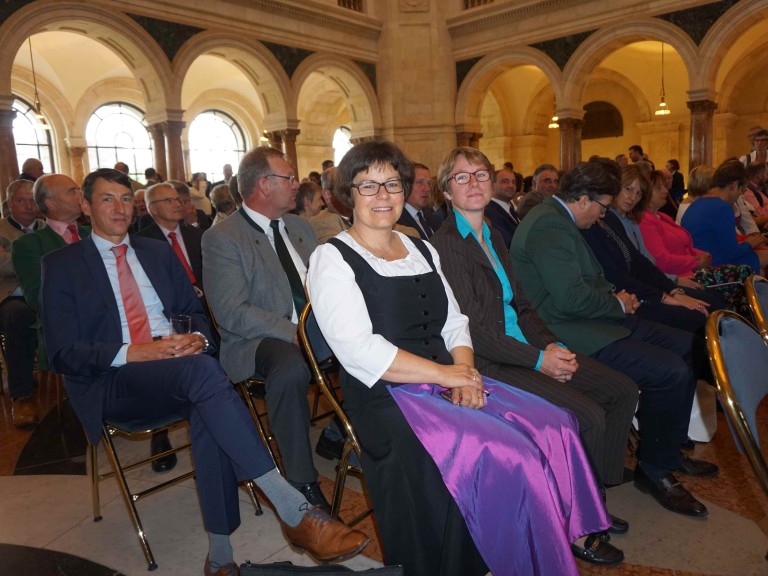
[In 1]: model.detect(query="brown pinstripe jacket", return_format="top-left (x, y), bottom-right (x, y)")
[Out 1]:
top-left (431, 212), bottom-right (557, 373)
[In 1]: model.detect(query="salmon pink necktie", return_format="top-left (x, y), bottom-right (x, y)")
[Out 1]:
top-left (168, 231), bottom-right (197, 285)
top-left (110, 244), bottom-right (152, 344)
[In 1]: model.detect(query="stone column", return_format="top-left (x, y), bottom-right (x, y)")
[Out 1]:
top-left (557, 117), bottom-right (583, 172)
top-left (265, 131), bottom-right (283, 151)
top-left (687, 99), bottom-right (718, 169)
top-left (0, 97), bottom-right (19, 192)
top-left (164, 120), bottom-right (186, 182)
top-left (280, 129), bottom-right (301, 171)
top-left (65, 138), bottom-right (87, 185)
top-left (148, 123), bottom-right (167, 178)
top-left (456, 131), bottom-right (482, 148)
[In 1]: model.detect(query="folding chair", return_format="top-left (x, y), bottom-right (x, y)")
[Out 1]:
top-left (298, 302), bottom-right (372, 526)
top-left (90, 413), bottom-right (265, 571)
top-left (706, 309), bottom-right (768, 559)
top-left (746, 275), bottom-right (768, 344)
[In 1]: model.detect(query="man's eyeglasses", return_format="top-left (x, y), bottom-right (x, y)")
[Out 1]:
top-left (150, 197), bottom-right (182, 206)
top-left (352, 179), bottom-right (404, 196)
top-left (593, 198), bottom-right (610, 215)
top-left (265, 174), bottom-right (296, 184)
top-left (449, 170), bottom-right (491, 185)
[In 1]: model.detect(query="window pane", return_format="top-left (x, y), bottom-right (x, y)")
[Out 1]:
top-left (333, 126), bottom-right (352, 165)
top-left (86, 103), bottom-right (153, 182)
top-left (188, 110), bottom-right (246, 183)
top-left (12, 98), bottom-right (55, 174)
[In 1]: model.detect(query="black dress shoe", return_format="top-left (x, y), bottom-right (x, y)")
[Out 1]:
top-left (634, 467), bottom-right (708, 517)
top-left (674, 455), bottom-right (719, 477)
top-left (681, 436), bottom-right (696, 451)
top-left (299, 481), bottom-right (331, 514)
top-left (607, 513), bottom-right (629, 535)
top-left (571, 532), bottom-right (624, 565)
top-left (150, 431), bottom-right (177, 473)
top-left (315, 430), bottom-right (344, 461)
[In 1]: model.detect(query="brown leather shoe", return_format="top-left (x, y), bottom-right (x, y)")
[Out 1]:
top-left (203, 555), bottom-right (239, 576)
top-left (281, 507), bottom-right (369, 562)
top-left (11, 397), bottom-right (39, 428)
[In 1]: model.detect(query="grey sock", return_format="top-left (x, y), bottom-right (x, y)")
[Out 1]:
top-left (207, 532), bottom-right (233, 569)
top-left (254, 468), bottom-right (310, 527)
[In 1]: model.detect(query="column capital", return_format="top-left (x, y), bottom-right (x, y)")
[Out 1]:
top-left (280, 128), bottom-right (301, 142)
top-left (686, 99), bottom-right (718, 115)
top-left (556, 117), bottom-right (584, 130)
top-left (163, 120), bottom-right (186, 137)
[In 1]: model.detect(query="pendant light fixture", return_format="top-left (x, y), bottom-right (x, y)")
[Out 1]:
top-left (547, 98), bottom-right (559, 129)
top-left (28, 37), bottom-right (50, 130)
top-left (654, 42), bottom-right (671, 116)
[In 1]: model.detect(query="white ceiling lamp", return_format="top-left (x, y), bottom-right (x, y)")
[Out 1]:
top-left (548, 98), bottom-right (559, 129)
top-left (655, 42), bottom-right (671, 116)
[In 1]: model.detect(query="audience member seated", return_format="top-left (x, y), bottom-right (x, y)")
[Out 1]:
top-left (202, 147), bottom-right (331, 513)
top-left (135, 182), bottom-right (203, 292)
top-left (0, 180), bottom-right (44, 427)
top-left (294, 181), bottom-right (324, 220)
top-left (19, 158), bottom-right (44, 182)
top-left (308, 140), bottom-right (617, 576)
top-left (639, 167), bottom-right (754, 314)
top-left (210, 184), bottom-right (237, 226)
top-left (310, 168), bottom-right (351, 243)
top-left (740, 128), bottom-right (768, 167)
top-left (483, 166), bottom-right (521, 248)
top-left (395, 162), bottom-right (441, 239)
top-left (510, 161), bottom-right (719, 519)
top-left (169, 180), bottom-right (211, 231)
top-left (610, 164), bottom-right (658, 263)
top-left (681, 158), bottom-right (768, 274)
top-left (40, 168), bottom-right (368, 575)
top-left (676, 165), bottom-right (713, 224)
top-left (742, 162), bottom-right (768, 230)
top-left (190, 172), bottom-right (213, 215)
top-left (114, 162), bottom-right (143, 192)
top-left (430, 147), bottom-right (637, 556)
top-left (517, 163), bottom-right (559, 218)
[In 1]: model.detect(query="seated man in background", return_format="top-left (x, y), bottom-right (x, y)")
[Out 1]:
top-left (517, 163), bottom-right (559, 218)
top-left (40, 168), bottom-right (368, 575)
top-left (510, 161), bottom-right (719, 518)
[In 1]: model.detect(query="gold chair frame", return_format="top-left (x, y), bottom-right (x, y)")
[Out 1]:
top-left (90, 416), bottom-right (265, 571)
top-left (706, 309), bottom-right (768, 559)
top-left (297, 302), bottom-right (372, 526)
top-left (746, 275), bottom-right (768, 345)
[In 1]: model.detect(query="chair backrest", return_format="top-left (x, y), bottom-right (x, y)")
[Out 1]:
top-left (706, 309), bottom-right (768, 498)
top-left (297, 302), bottom-right (363, 455)
top-left (746, 275), bottom-right (768, 344)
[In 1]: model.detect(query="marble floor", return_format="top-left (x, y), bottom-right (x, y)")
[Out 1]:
top-left (1, 376), bottom-right (768, 575)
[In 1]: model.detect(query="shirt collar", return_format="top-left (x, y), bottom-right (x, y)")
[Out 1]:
top-left (553, 195), bottom-right (576, 223)
top-left (91, 231), bottom-right (132, 254)
top-left (454, 209), bottom-right (491, 243)
top-left (403, 203), bottom-right (419, 218)
top-left (242, 203), bottom-right (280, 232)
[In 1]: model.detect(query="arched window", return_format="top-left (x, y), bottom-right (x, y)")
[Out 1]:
top-left (86, 102), bottom-right (152, 182)
top-left (13, 97), bottom-right (55, 174)
top-left (582, 101), bottom-right (623, 140)
top-left (188, 110), bottom-right (246, 183)
top-left (333, 126), bottom-right (352, 165)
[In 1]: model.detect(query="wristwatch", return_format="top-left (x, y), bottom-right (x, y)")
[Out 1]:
top-left (192, 331), bottom-right (209, 353)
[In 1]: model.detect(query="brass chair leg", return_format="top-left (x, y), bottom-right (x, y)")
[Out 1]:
top-left (90, 443), bottom-right (102, 522)
top-left (243, 480), bottom-right (264, 516)
top-left (101, 427), bottom-right (158, 571)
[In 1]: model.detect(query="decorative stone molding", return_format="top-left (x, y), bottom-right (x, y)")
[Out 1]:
top-left (400, 0), bottom-right (429, 13)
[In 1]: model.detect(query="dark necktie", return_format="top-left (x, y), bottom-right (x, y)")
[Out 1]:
top-left (509, 205), bottom-right (521, 225)
top-left (67, 224), bottom-right (80, 243)
top-left (168, 231), bottom-right (197, 285)
top-left (416, 211), bottom-right (434, 238)
top-left (110, 244), bottom-right (152, 344)
top-left (269, 220), bottom-right (307, 314)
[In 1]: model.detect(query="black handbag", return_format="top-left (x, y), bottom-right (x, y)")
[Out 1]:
top-left (239, 561), bottom-right (404, 575)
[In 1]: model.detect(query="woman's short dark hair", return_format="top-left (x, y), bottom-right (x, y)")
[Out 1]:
top-left (712, 157), bottom-right (747, 190)
top-left (557, 162), bottom-right (620, 202)
top-left (621, 165), bottom-right (651, 222)
top-left (334, 140), bottom-right (414, 209)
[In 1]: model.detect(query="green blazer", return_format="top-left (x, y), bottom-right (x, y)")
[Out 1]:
top-left (11, 224), bottom-right (91, 370)
top-left (509, 197), bottom-right (630, 356)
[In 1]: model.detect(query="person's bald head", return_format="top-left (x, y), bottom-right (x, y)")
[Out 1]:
top-left (21, 158), bottom-right (44, 180)
top-left (33, 174), bottom-right (82, 223)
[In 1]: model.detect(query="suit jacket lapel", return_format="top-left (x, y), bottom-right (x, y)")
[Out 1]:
top-left (445, 214), bottom-right (494, 272)
top-left (82, 237), bottom-right (122, 334)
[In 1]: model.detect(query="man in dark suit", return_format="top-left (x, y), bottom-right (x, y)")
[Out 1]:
top-left (40, 168), bottom-right (367, 575)
top-left (510, 161), bottom-right (718, 518)
top-left (135, 182), bottom-right (203, 290)
top-left (484, 167), bottom-right (521, 248)
top-left (203, 147), bottom-right (330, 512)
top-left (396, 162), bottom-right (440, 239)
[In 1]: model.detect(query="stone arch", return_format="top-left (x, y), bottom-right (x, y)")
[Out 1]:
top-left (184, 90), bottom-right (261, 150)
top-left (0, 1), bottom-right (173, 115)
top-left (172, 31), bottom-right (291, 131)
top-left (455, 47), bottom-right (563, 134)
top-left (563, 19), bottom-right (698, 109)
top-left (699, 0), bottom-right (768, 100)
top-left (73, 78), bottom-right (146, 140)
top-left (291, 52), bottom-right (380, 139)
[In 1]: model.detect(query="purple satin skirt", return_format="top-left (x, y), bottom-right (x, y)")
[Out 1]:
top-left (389, 377), bottom-right (610, 576)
